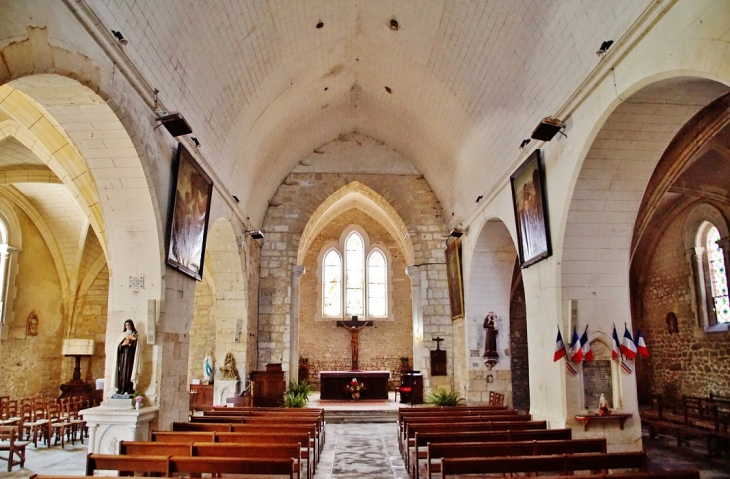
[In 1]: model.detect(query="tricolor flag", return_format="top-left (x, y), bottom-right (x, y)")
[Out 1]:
top-left (580, 326), bottom-right (594, 362)
top-left (611, 325), bottom-right (621, 360)
top-left (621, 326), bottom-right (637, 360)
top-left (554, 329), bottom-right (567, 362)
top-left (565, 362), bottom-right (578, 376)
top-left (569, 327), bottom-right (583, 363)
top-left (621, 361), bottom-right (632, 374)
top-left (636, 329), bottom-right (649, 358)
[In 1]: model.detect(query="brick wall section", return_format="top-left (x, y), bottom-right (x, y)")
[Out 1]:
top-left (187, 279), bottom-right (215, 384)
top-left (260, 173), bottom-right (450, 386)
top-left (638, 203), bottom-right (730, 400)
top-left (299, 208), bottom-right (412, 382)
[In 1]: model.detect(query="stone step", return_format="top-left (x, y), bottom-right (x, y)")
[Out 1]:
top-left (324, 409), bottom-right (398, 424)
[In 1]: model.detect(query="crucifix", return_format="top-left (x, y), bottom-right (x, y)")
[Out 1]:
top-left (337, 316), bottom-right (374, 370)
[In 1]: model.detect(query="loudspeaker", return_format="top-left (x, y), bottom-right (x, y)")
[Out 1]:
top-left (234, 320), bottom-right (240, 343)
top-left (147, 299), bottom-right (156, 345)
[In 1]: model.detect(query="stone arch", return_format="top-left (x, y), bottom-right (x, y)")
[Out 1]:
top-left (205, 218), bottom-right (248, 398)
top-left (297, 181), bottom-right (414, 266)
top-left (463, 218), bottom-right (519, 404)
top-left (0, 73), bottom-right (163, 400)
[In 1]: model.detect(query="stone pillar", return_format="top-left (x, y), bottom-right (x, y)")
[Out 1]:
top-left (406, 266), bottom-right (422, 372)
top-left (82, 406), bottom-right (159, 454)
top-left (688, 246), bottom-right (710, 325)
top-left (289, 265), bottom-right (306, 383)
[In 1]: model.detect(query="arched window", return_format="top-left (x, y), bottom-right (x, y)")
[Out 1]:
top-left (320, 228), bottom-right (389, 319)
top-left (705, 226), bottom-right (729, 323)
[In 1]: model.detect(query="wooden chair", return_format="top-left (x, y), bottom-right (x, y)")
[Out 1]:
top-left (47, 403), bottom-right (72, 448)
top-left (65, 399), bottom-right (86, 443)
top-left (0, 425), bottom-right (28, 471)
top-left (489, 391), bottom-right (505, 406)
top-left (21, 402), bottom-right (48, 448)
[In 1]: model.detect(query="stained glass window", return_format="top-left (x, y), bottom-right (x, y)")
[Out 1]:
top-left (345, 233), bottom-right (364, 316)
top-left (706, 226), bottom-right (729, 323)
top-left (323, 249), bottom-right (342, 317)
top-left (367, 250), bottom-right (387, 317)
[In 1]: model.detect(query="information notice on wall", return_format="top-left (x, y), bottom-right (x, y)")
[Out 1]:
top-left (583, 360), bottom-right (612, 410)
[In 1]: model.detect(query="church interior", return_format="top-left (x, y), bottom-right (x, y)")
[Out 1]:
top-left (1, 0), bottom-right (730, 476)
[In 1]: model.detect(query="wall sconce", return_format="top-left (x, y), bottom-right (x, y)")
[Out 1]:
top-left (191, 137), bottom-right (201, 148)
top-left (247, 230), bottom-right (265, 240)
top-left (111, 30), bottom-right (129, 46)
top-left (484, 357), bottom-right (498, 370)
top-left (155, 112), bottom-right (192, 137)
top-left (531, 117), bottom-right (564, 142)
top-left (519, 139), bottom-right (531, 149)
top-left (596, 40), bottom-right (614, 57)
top-left (449, 228), bottom-right (464, 238)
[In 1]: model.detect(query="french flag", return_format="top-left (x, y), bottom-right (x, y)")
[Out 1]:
top-left (636, 329), bottom-right (650, 358)
top-left (612, 325), bottom-right (621, 360)
top-left (554, 329), bottom-right (567, 362)
top-left (580, 327), bottom-right (594, 362)
top-left (621, 326), bottom-right (637, 360)
top-left (569, 327), bottom-right (583, 363)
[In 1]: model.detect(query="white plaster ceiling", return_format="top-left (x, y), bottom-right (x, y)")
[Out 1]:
top-left (89, 0), bottom-right (651, 225)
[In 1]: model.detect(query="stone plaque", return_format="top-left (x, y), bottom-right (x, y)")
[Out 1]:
top-left (583, 360), bottom-right (612, 410)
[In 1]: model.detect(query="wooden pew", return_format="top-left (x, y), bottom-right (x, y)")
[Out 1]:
top-left (398, 409), bottom-right (518, 437)
top-left (171, 421), bottom-right (231, 432)
top-left (230, 423), bottom-right (321, 456)
top-left (204, 409), bottom-right (326, 443)
top-left (216, 431), bottom-right (315, 476)
top-left (421, 438), bottom-right (606, 479)
top-left (402, 419), bottom-right (546, 462)
top-left (86, 453), bottom-right (170, 476)
top-left (439, 451), bottom-right (647, 477)
top-left (242, 416), bottom-right (324, 450)
top-left (194, 443), bottom-right (305, 479)
top-left (532, 473), bottom-right (699, 479)
top-left (151, 431), bottom-right (216, 443)
top-left (120, 440), bottom-right (191, 456)
top-left (189, 415), bottom-right (244, 423)
top-left (169, 456), bottom-right (295, 478)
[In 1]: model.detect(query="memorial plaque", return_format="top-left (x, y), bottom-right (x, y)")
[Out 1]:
top-left (583, 360), bottom-right (612, 410)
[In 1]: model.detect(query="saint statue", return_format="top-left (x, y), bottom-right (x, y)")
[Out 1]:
top-left (483, 312), bottom-right (499, 359)
top-left (113, 319), bottom-right (140, 395)
top-left (219, 352), bottom-right (239, 380)
top-left (203, 352), bottom-right (213, 384)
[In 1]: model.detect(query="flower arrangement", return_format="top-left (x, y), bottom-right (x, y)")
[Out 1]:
top-left (344, 378), bottom-right (365, 394)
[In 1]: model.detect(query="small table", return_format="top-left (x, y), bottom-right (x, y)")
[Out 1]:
top-left (574, 413), bottom-right (633, 431)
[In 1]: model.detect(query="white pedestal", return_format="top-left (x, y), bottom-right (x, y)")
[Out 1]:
top-left (81, 405), bottom-right (159, 454)
top-left (214, 379), bottom-right (240, 406)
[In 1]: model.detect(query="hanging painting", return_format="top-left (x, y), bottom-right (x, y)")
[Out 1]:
top-left (445, 238), bottom-right (464, 319)
top-left (166, 143), bottom-right (213, 281)
top-left (510, 149), bottom-right (552, 268)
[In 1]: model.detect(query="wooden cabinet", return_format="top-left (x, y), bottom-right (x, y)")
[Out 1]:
top-left (189, 384), bottom-right (214, 411)
top-left (400, 371), bottom-right (423, 404)
top-left (250, 363), bottom-right (286, 407)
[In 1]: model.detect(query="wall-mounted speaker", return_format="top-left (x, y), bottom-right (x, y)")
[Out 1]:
top-left (234, 320), bottom-right (240, 343)
top-left (147, 299), bottom-right (156, 345)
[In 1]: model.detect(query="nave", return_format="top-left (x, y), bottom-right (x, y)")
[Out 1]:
top-left (6, 421), bottom-right (730, 479)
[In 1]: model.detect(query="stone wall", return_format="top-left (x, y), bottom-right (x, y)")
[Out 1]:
top-left (259, 167), bottom-right (450, 388)
top-left (637, 202), bottom-right (730, 401)
top-left (0, 207), bottom-right (64, 398)
top-left (509, 261), bottom-right (530, 410)
top-left (299, 208), bottom-right (412, 383)
top-left (187, 279), bottom-right (216, 384)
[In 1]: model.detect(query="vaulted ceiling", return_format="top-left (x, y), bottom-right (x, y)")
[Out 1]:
top-left (88, 0), bottom-right (650, 224)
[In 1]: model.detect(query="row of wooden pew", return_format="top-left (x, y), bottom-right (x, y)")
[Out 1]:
top-left (397, 405), bottom-right (699, 479)
top-left (34, 406), bottom-right (324, 479)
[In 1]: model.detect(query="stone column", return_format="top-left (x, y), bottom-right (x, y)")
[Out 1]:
top-left (289, 265), bottom-right (306, 383)
top-left (406, 266), bottom-right (422, 372)
top-left (688, 246), bottom-right (710, 325)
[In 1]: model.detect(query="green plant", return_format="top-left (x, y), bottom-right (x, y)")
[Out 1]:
top-left (282, 392), bottom-right (307, 408)
top-left (426, 387), bottom-right (466, 406)
top-left (286, 379), bottom-right (315, 402)
top-left (400, 356), bottom-right (410, 364)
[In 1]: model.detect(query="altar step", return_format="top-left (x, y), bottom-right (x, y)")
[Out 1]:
top-left (324, 409), bottom-right (398, 423)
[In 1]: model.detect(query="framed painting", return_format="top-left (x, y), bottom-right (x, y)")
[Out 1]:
top-left (445, 237), bottom-right (464, 320)
top-left (166, 143), bottom-right (213, 281)
top-left (510, 149), bottom-right (552, 268)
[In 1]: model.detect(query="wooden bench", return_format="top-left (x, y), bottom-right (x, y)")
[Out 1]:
top-left (216, 431), bottom-right (316, 476)
top-left (86, 453), bottom-right (171, 476)
top-left (440, 451), bottom-right (647, 477)
top-left (409, 427), bottom-right (573, 471)
top-left (400, 414), bottom-right (531, 451)
top-left (0, 425), bottom-right (28, 472)
top-left (171, 422), bottom-right (231, 432)
top-left (421, 438), bottom-right (606, 479)
top-left (194, 443), bottom-right (304, 479)
top-left (169, 456), bottom-right (295, 478)
top-left (151, 431), bottom-right (216, 443)
top-left (120, 440), bottom-right (192, 456)
top-left (402, 420), bottom-right (548, 468)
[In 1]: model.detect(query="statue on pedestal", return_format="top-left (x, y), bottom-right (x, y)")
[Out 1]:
top-left (483, 311), bottom-right (499, 360)
top-left (113, 319), bottom-right (140, 396)
top-left (220, 352), bottom-right (239, 380)
top-left (203, 352), bottom-right (213, 384)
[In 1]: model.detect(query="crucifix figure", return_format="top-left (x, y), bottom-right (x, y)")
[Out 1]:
top-left (337, 316), bottom-right (374, 370)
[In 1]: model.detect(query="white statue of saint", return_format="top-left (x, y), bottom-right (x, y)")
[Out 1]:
top-left (203, 352), bottom-right (213, 384)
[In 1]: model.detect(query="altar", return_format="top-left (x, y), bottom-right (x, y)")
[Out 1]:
top-left (319, 370), bottom-right (391, 400)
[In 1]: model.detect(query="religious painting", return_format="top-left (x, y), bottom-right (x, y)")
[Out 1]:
top-left (166, 143), bottom-right (213, 281)
top-left (445, 238), bottom-right (464, 319)
top-left (510, 149), bottom-right (552, 268)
